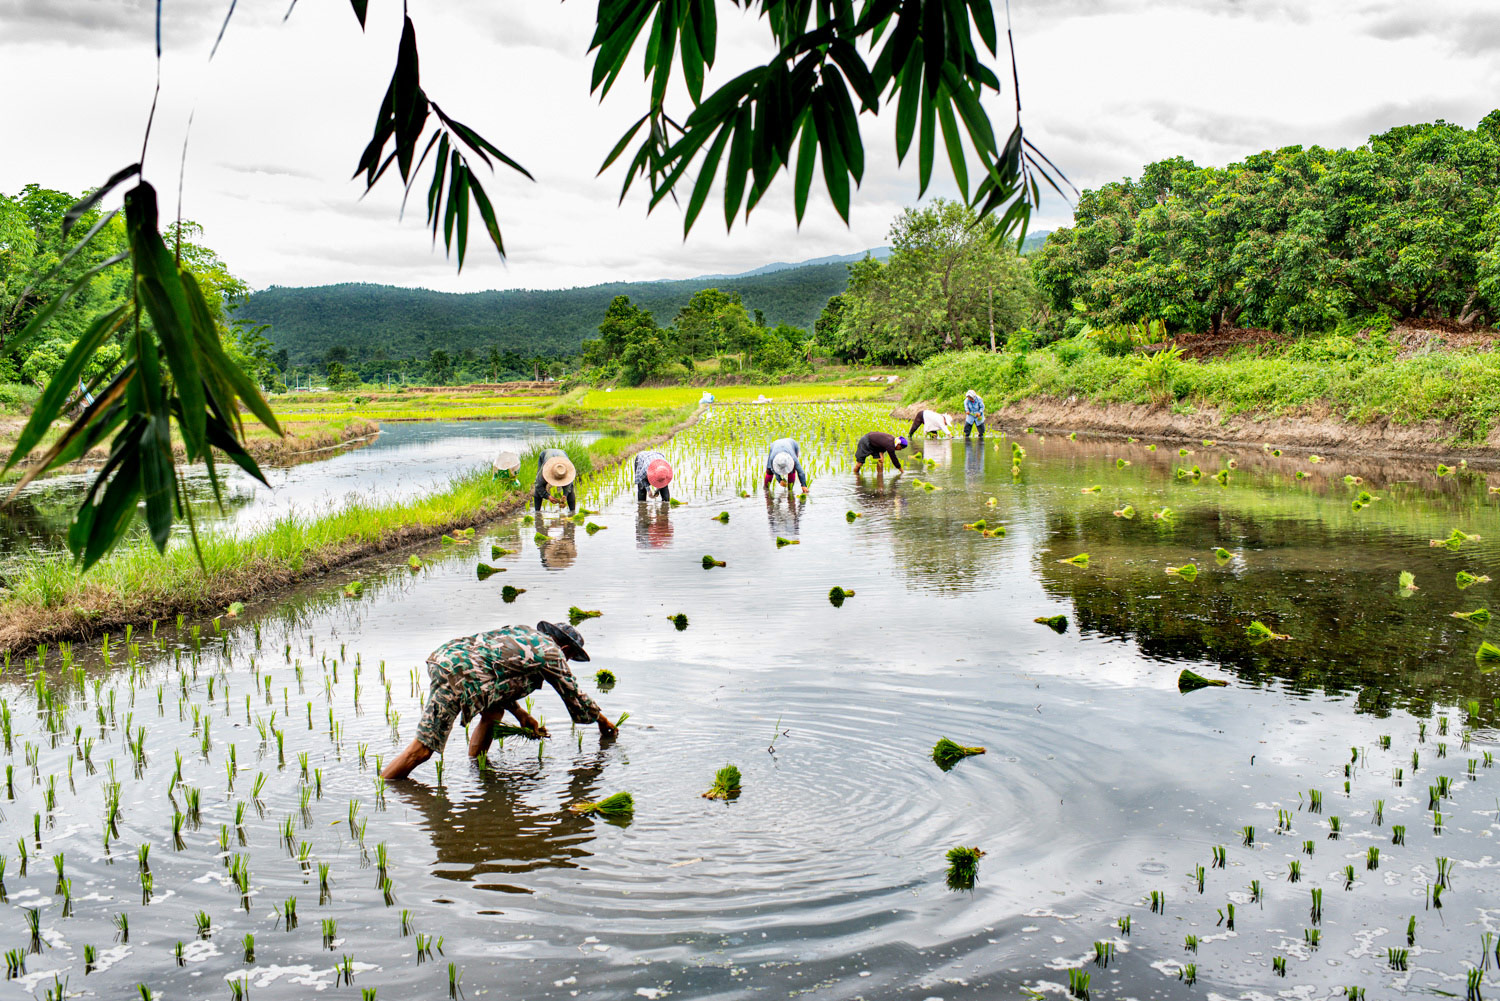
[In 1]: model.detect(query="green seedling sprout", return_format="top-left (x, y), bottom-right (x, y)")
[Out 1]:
top-left (1112, 505), bottom-right (1135, 519)
top-left (1058, 553), bottom-right (1090, 567)
top-left (1034, 615), bottom-right (1068, 633)
top-left (1246, 620), bottom-right (1292, 643)
top-left (667, 613), bottom-right (689, 630)
top-left (931, 738), bottom-right (986, 771)
top-left (1477, 641), bottom-right (1500, 671)
top-left (491, 545), bottom-right (512, 559)
top-left (845, 510), bottom-right (861, 522)
top-left (1080, 485), bottom-right (1102, 494)
top-left (712, 512), bottom-right (729, 523)
top-left (1117, 458), bottom-right (1131, 468)
top-left (532, 532), bottom-right (549, 546)
top-left (570, 792), bottom-right (635, 817)
top-left (568, 607), bottom-right (603, 625)
top-left (1273, 956), bottom-right (1287, 976)
top-left (702, 764), bottom-right (741, 801)
top-left (1180, 964), bottom-right (1196, 986)
top-left (775, 536), bottom-right (800, 547)
top-left (500, 586), bottom-right (526, 603)
top-left (1288, 860), bottom-right (1301, 882)
top-left (962, 519), bottom-right (987, 531)
top-left (1166, 564), bottom-right (1199, 581)
top-left (701, 555), bottom-right (726, 569)
top-left (1178, 669), bottom-right (1227, 692)
top-left (343, 581), bottom-right (364, 598)
top-left (828, 586), bottom-right (856, 607)
top-left (1117, 915), bottom-right (1131, 936)
top-left (584, 522), bottom-right (606, 535)
top-left (1399, 571), bottom-right (1418, 592)
top-left (945, 845), bottom-right (984, 890)
top-left (595, 669), bottom-right (616, 690)
top-left (408, 555), bottom-right (423, 569)
top-left (474, 563), bottom-right (504, 580)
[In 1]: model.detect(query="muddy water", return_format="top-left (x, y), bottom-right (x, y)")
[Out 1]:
top-left (2, 404), bottom-right (1499, 1000)
top-left (0, 420), bottom-right (598, 572)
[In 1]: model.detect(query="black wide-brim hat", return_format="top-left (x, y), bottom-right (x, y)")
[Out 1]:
top-left (537, 620), bottom-right (590, 661)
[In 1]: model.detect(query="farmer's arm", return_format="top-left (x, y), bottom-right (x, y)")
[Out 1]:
top-left (382, 740), bottom-right (432, 780)
top-left (541, 653), bottom-right (617, 736)
top-left (795, 457), bottom-right (810, 490)
top-left (384, 664), bottom-right (464, 778)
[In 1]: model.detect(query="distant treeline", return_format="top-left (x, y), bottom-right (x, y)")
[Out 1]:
top-left (233, 262), bottom-right (856, 367)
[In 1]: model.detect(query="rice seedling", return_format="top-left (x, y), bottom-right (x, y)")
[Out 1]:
top-left (1180, 963), bottom-right (1196, 986)
top-left (1478, 641), bottom-right (1500, 671)
top-left (500, 585), bottom-right (527, 602)
top-left (702, 764), bottom-right (742, 801)
top-left (1080, 484), bottom-right (1102, 494)
top-left (1310, 887), bottom-right (1323, 923)
top-left (322, 917), bottom-right (338, 949)
top-left (1111, 504), bottom-right (1135, 519)
top-left (1458, 571), bottom-right (1493, 589)
top-left (1242, 825), bottom-right (1255, 846)
top-left (1398, 570), bottom-right (1419, 593)
top-left (1273, 955), bottom-right (1287, 976)
top-left (945, 845), bottom-right (984, 889)
top-left (194, 911), bottom-right (211, 938)
top-left (1176, 669), bottom-right (1224, 693)
top-left (701, 555), bottom-right (726, 569)
top-left (568, 607), bottom-right (603, 625)
top-left (1373, 799), bottom-right (1384, 825)
top-left (1245, 620), bottom-right (1292, 643)
top-left (775, 536), bottom-right (800, 547)
top-left (570, 791), bottom-right (634, 818)
top-left (667, 613), bottom-right (689, 630)
top-left (342, 581), bottom-right (365, 598)
top-left (931, 738), bottom-right (986, 771)
top-left (1034, 614), bottom-right (1068, 633)
top-left (1192, 864), bottom-right (1204, 893)
top-left (1328, 815), bottom-right (1341, 838)
top-left (1344, 863), bottom-right (1356, 888)
top-left (1207, 845), bottom-right (1224, 869)
top-left (1249, 878), bottom-right (1263, 903)
top-left (229, 977), bottom-right (249, 1001)
top-left (1432, 881), bottom-right (1445, 908)
top-left (1117, 915), bottom-right (1130, 935)
top-left (1388, 947), bottom-right (1408, 970)
top-left (1092, 940), bottom-right (1113, 967)
top-left (1469, 967), bottom-right (1483, 1001)
top-left (448, 962), bottom-right (463, 998)
top-left (474, 563), bottom-right (506, 580)
top-left (593, 669), bottom-right (617, 691)
top-left (1058, 553), bottom-right (1090, 567)
top-left (584, 521), bottom-right (607, 534)
top-left (1166, 563), bottom-right (1199, 581)
top-left (1346, 988), bottom-right (1366, 1001)
top-left (1437, 855), bottom-right (1454, 887)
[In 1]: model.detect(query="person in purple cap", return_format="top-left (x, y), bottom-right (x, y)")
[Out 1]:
top-left (382, 621), bottom-right (617, 780)
top-left (853, 431), bottom-right (908, 474)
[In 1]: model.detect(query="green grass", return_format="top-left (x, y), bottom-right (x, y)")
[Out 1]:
top-left (903, 342), bottom-right (1500, 443)
top-left (570, 383), bottom-right (891, 409)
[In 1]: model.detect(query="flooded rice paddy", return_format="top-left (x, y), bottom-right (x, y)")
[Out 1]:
top-left (1, 403), bottom-right (1498, 1000)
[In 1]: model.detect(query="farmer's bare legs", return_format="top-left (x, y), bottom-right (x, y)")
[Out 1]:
top-left (382, 740), bottom-right (432, 780)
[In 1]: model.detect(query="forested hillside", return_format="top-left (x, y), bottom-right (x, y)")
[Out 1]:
top-left (236, 260), bottom-right (856, 365)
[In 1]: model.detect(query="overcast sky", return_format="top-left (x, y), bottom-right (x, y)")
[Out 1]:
top-left (2, 0), bottom-right (1496, 294)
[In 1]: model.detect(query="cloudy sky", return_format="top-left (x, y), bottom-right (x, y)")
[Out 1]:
top-left (2, 0), bottom-right (1496, 293)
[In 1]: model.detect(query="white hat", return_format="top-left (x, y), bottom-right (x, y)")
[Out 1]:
top-left (492, 450), bottom-right (520, 474)
top-left (542, 454), bottom-right (577, 487)
top-left (771, 452), bottom-right (794, 478)
top-left (965, 389), bottom-right (979, 399)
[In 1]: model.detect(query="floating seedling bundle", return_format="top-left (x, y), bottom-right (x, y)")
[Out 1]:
top-left (568, 607), bottom-right (603, 625)
top-left (931, 738), bottom-right (985, 770)
top-left (962, 519), bottom-right (988, 531)
top-left (712, 512), bottom-right (729, 523)
top-left (945, 845), bottom-right (984, 889)
top-left (1431, 529), bottom-right (1481, 550)
top-left (828, 587), bottom-right (855, 607)
top-left (701, 765), bottom-right (741, 801)
top-left (501, 586), bottom-right (526, 602)
top-left (702, 555), bottom-right (726, 569)
top-left (1213, 547), bottom-right (1232, 562)
top-left (1113, 506), bottom-right (1135, 519)
top-left (1178, 669), bottom-right (1228, 693)
top-left (1246, 620), bottom-right (1292, 643)
top-left (594, 669), bottom-right (616, 690)
top-left (408, 555), bottom-right (423, 569)
top-left (1451, 609), bottom-right (1491, 624)
top-left (475, 564), bottom-right (505, 580)
top-left (1059, 553), bottom-right (1090, 567)
top-left (584, 522), bottom-right (607, 535)
top-left (1399, 571), bottom-right (1419, 592)
top-left (776, 536), bottom-right (800, 547)
top-left (491, 545), bottom-right (512, 559)
top-left (1478, 642), bottom-right (1500, 671)
top-left (1457, 572), bottom-right (1492, 589)
top-left (667, 613), bottom-right (689, 630)
top-left (570, 791), bottom-right (634, 818)
top-left (845, 510), bottom-right (861, 522)
top-left (343, 581), bottom-right (364, 598)
top-left (1166, 564), bottom-right (1199, 581)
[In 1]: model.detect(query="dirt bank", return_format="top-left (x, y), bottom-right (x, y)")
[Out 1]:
top-left (894, 398), bottom-right (1500, 467)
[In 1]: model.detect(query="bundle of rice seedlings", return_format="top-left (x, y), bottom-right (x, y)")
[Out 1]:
top-left (408, 555), bottom-right (423, 569)
top-left (1166, 564), bottom-right (1199, 581)
top-left (1068, 432), bottom-right (1078, 440)
top-left (669, 498), bottom-right (684, 507)
top-left (533, 532), bottom-right (549, 545)
top-left (962, 519), bottom-right (987, 531)
top-left (1457, 571), bottom-right (1492, 589)
top-left (985, 497), bottom-right (999, 506)
top-left (1012, 443), bottom-right (1026, 459)
top-left (1117, 459), bottom-right (1131, 468)
top-left (594, 669), bottom-right (616, 690)
top-left (571, 513), bottom-right (587, 524)
top-left (490, 723), bottom-right (543, 740)
top-left (570, 791), bottom-right (634, 818)
top-left (701, 765), bottom-right (741, 801)
top-left (1245, 620), bottom-right (1292, 642)
top-left (1295, 470), bottom-right (1309, 479)
top-left (1011, 464), bottom-right (1021, 476)
top-left (1202, 439), bottom-right (1216, 447)
top-left (491, 545), bottom-right (512, 559)
top-left (1081, 485), bottom-right (1102, 494)
top-left (667, 613), bottom-right (689, 630)
top-left (522, 514), bottom-right (534, 524)
top-left (846, 510), bottom-right (862, 522)
top-left (1112, 506), bottom-right (1136, 519)
top-left (441, 534), bottom-right (470, 546)
top-left (1213, 547), bottom-right (1233, 561)
top-left (922, 482), bottom-right (938, 492)
top-left (980, 527), bottom-right (1006, 538)
top-left (1153, 507), bottom-right (1174, 521)
top-left (931, 737), bottom-right (986, 771)
top-left (1308, 455), bottom-right (1322, 463)
top-left (458, 528), bottom-right (475, 537)
top-left (1179, 448), bottom-right (1194, 457)
top-left (475, 564), bottom-right (505, 580)
top-left (1146, 444), bottom-right (1157, 451)
top-left (1059, 553), bottom-right (1090, 567)
top-left (1227, 458), bottom-right (1238, 468)
top-left (1213, 469), bottom-right (1230, 486)
top-left (738, 490), bottom-right (751, 497)
top-left (702, 555), bottom-right (726, 569)
top-left (501, 586), bottom-right (526, 602)
top-left (1490, 486), bottom-right (1499, 495)
top-left (226, 602), bottom-right (245, 618)
top-left (776, 536), bottom-right (801, 547)
top-left (1478, 642), bottom-right (1500, 671)
top-left (1450, 609), bottom-right (1491, 624)
top-left (568, 607), bottom-right (602, 625)
top-left (1436, 463), bottom-right (1454, 477)
top-left (1034, 615), bottom-right (1068, 633)
top-left (945, 846), bottom-right (985, 889)
top-left (1178, 669), bottom-right (1228, 692)
top-left (1431, 528), bottom-right (1481, 550)
top-left (713, 512), bottom-right (730, 523)
top-left (828, 587), bottom-right (856, 607)
top-left (343, 581), bottom-right (364, 598)
top-left (1399, 571), bottom-right (1418, 591)
top-left (584, 522), bottom-right (607, 535)
top-left (1343, 475), bottom-right (1364, 485)
top-left (1175, 467), bottom-right (1193, 481)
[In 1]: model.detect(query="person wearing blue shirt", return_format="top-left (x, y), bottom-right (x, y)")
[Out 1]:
top-left (764, 438), bottom-right (810, 492)
top-left (963, 389), bottom-right (986, 439)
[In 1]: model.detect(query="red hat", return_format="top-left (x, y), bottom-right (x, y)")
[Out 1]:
top-left (646, 458), bottom-right (673, 489)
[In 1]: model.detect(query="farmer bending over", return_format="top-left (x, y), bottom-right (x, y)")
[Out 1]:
top-left (764, 437), bottom-right (810, 492)
top-left (533, 449), bottom-right (577, 515)
top-left (908, 409), bottom-right (953, 438)
top-left (382, 622), bottom-right (618, 780)
top-left (963, 389), bottom-right (986, 439)
top-left (634, 449), bottom-right (674, 503)
top-left (853, 432), bottom-right (908, 474)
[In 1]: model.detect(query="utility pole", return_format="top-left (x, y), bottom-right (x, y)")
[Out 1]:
top-left (988, 284), bottom-right (996, 352)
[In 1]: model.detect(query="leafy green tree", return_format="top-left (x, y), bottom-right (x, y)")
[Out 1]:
top-left (427, 349), bottom-right (453, 385)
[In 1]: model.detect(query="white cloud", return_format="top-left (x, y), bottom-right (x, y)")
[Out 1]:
top-left (0, 0), bottom-right (1494, 293)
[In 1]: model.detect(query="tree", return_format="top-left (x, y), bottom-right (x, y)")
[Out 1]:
top-left (427, 349), bottom-right (453, 385)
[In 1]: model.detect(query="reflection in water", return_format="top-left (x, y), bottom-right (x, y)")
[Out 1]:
top-left (634, 501), bottom-right (674, 549)
top-left (537, 517), bottom-right (578, 570)
top-left (763, 488), bottom-right (804, 539)
top-left (962, 438), bottom-right (985, 485)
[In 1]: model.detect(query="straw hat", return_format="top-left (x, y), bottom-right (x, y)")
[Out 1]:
top-left (492, 450), bottom-right (520, 474)
top-left (542, 454), bottom-right (576, 487)
top-left (771, 452), bottom-right (794, 478)
top-left (646, 458), bottom-right (673, 489)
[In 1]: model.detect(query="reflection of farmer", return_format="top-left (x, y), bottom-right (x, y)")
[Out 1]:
top-left (635, 502), bottom-right (674, 550)
top-left (538, 519), bottom-right (577, 570)
top-left (853, 432), bottom-right (908, 474)
top-left (491, 449), bottom-right (521, 486)
top-left (962, 389), bottom-right (986, 439)
top-left (764, 488), bottom-right (803, 538)
top-left (908, 409), bottom-right (953, 438)
top-left (634, 450), bottom-right (673, 503)
top-left (382, 621), bottom-right (618, 780)
top-left (763, 438), bottom-right (810, 492)
top-left (533, 449), bottom-right (577, 514)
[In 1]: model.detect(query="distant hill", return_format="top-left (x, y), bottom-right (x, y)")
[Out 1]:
top-left (692, 247), bottom-right (892, 280)
top-left (236, 257), bottom-right (872, 364)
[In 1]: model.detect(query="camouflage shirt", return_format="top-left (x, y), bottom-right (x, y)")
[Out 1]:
top-left (426, 626), bottom-right (601, 730)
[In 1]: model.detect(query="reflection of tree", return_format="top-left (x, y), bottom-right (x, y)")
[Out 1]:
top-left (634, 501), bottom-right (673, 550)
top-left (395, 752), bottom-right (610, 889)
top-left (763, 489), bottom-right (803, 539)
top-left (1037, 509), bottom-right (1500, 720)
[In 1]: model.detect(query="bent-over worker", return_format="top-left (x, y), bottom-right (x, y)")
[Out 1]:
top-left (764, 437), bottom-right (810, 492)
top-left (533, 449), bottom-right (577, 515)
top-left (853, 432), bottom-right (908, 474)
top-left (634, 450), bottom-right (673, 503)
top-left (963, 389), bottom-right (986, 439)
top-left (908, 409), bottom-right (953, 438)
top-left (382, 622), bottom-right (617, 780)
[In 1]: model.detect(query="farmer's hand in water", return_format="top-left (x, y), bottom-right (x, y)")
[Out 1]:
top-left (508, 703), bottom-right (548, 737)
top-left (597, 715), bottom-right (618, 738)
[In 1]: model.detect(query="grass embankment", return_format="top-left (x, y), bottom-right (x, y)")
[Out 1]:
top-left (0, 405), bottom-right (700, 654)
top-left (903, 340), bottom-right (1500, 451)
